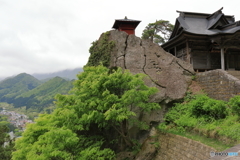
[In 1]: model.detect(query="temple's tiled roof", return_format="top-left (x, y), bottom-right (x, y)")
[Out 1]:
top-left (169, 8), bottom-right (240, 39)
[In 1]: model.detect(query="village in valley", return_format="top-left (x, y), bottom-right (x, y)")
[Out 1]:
top-left (0, 108), bottom-right (33, 132)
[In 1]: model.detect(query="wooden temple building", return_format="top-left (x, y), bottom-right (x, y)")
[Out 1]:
top-left (112, 17), bottom-right (141, 35)
top-left (161, 8), bottom-right (240, 71)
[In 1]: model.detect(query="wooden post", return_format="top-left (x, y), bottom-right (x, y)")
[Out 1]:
top-left (226, 54), bottom-right (229, 69)
top-left (207, 52), bottom-right (210, 69)
top-left (174, 47), bottom-right (177, 57)
top-left (186, 40), bottom-right (190, 63)
top-left (221, 48), bottom-right (225, 70)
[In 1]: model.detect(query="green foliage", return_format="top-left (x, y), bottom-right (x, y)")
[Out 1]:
top-left (130, 139), bottom-right (141, 154)
top-left (158, 125), bottom-right (232, 151)
top-left (87, 31), bottom-right (115, 67)
top-left (184, 91), bottom-right (196, 102)
top-left (0, 120), bottom-right (9, 145)
top-left (79, 141), bottom-right (115, 160)
top-left (191, 75), bottom-right (196, 80)
top-left (161, 94), bottom-right (240, 144)
top-left (0, 115), bottom-right (15, 160)
top-left (228, 95), bottom-right (240, 116)
top-left (165, 95), bottom-right (227, 128)
top-left (13, 65), bottom-right (160, 159)
top-left (141, 20), bottom-right (174, 45)
top-left (14, 129), bottom-right (23, 137)
top-left (190, 95), bottom-right (227, 120)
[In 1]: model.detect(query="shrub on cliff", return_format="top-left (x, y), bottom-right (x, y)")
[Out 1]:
top-left (87, 31), bottom-right (115, 67)
top-left (228, 95), bottom-right (240, 117)
top-left (12, 65), bottom-right (160, 160)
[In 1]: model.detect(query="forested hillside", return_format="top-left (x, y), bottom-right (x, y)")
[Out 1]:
top-left (0, 73), bottom-right (73, 112)
top-left (0, 73), bottom-right (42, 103)
top-left (14, 77), bottom-right (73, 111)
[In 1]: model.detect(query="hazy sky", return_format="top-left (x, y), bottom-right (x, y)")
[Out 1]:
top-left (0, 0), bottom-right (239, 78)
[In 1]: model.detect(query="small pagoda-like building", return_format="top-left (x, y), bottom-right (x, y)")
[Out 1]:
top-left (112, 16), bottom-right (141, 35)
top-left (161, 8), bottom-right (240, 71)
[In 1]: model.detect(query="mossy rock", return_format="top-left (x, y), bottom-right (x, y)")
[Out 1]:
top-left (86, 31), bottom-right (115, 67)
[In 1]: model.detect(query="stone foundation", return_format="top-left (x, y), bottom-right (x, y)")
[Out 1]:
top-left (196, 69), bottom-right (240, 101)
top-left (155, 132), bottom-right (216, 160)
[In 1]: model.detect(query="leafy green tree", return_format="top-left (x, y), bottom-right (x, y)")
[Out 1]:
top-left (0, 116), bottom-right (15, 160)
top-left (12, 65), bottom-right (160, 160)
top-left (141, 20), bottom-right (174, 45)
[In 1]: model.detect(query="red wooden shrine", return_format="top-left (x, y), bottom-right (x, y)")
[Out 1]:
top-left (112, 16), bottom-right (141, 35)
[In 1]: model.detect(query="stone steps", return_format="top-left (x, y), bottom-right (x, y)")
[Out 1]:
top-left (227, 71), bottom-right (240, 80)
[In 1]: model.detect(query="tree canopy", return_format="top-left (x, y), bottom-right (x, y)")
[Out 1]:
top-left (0, 115), bottom-right (15, 160)
top-left (141, 20), bottom-right (174, 45)
top-left (12, 65), bottom-right (160, 160)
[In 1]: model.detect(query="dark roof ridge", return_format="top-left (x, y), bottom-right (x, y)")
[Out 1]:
top-left (206, 7), bottom-right (223, 19)
top-left (176, 8), bottom-right (234, 19)
top-left (207, 13), bottom-right (224, 29)
top-left (208, 14), bottom-right (231, 29)
top-left (176, 10), bottom-right (210, 16)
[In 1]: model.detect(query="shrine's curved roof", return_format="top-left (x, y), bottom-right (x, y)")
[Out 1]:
top-left (112, 17), bottom-right (141, 29)
top-left (170, 8), bottom-right (240, 38)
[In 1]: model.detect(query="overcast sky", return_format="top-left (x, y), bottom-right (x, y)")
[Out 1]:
top-left (0, 0), bottom-right (239, 78)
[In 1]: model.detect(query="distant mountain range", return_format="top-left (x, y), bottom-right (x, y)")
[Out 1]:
top-left (32, 67), bottom-right (83, 80)
top-left (0, 72), bottom-right (76, 112)
top-left (0, 67), bottom-right (83, 81)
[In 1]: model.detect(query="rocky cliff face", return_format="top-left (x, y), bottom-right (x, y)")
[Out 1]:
top-left (108, 30), bottom-right (194, 103)
top-left (87, 30), bottom-right (195, 124)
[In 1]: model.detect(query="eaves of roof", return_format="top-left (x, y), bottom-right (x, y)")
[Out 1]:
top-left (161, 30), bottom-right (185, 48)
top-left (112, 19), bottom-right (141, 29)
top-left (161, 28), bottom-right (240, 49)
top-left (177, 17), bottom-right (189, 30)
top-left (221, 21), bottom-right (240, 30)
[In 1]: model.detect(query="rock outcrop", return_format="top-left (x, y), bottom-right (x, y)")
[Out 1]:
top-left (88, 30), bottom-right (195, 159)
top-left (108, 30), bottom-right (194, 103)
top-left (87, 30), bottom-right (194, 130)
top-left (88, 30), bottom-right (195, 125)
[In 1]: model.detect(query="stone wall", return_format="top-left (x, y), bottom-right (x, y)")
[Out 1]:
top-left (196, 69), bottom-right (240, 101)
top-left (155, 132), bottom-right (216, 160)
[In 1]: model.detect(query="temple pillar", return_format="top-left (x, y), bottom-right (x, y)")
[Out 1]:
top-left (186, 40), bottom-right (190, 63)
top-left (221, 48), bottom-right (225, 70)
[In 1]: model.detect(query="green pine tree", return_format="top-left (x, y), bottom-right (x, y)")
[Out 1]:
top-left (141, 20), bottom-right (174, 45)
